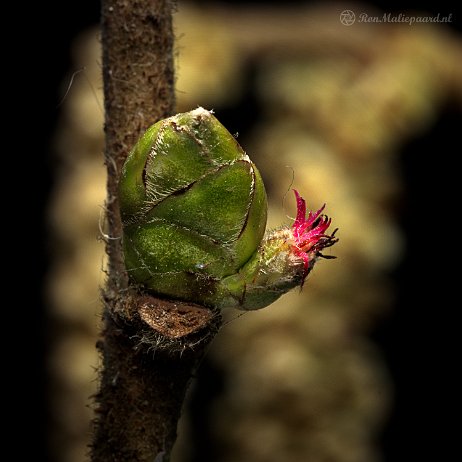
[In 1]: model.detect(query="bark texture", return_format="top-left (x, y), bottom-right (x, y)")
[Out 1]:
top-left (92, 2), bottom-right (220, 461)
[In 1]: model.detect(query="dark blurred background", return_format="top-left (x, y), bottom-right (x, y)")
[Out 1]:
top-left (30, 1), bottom-right (461, 461)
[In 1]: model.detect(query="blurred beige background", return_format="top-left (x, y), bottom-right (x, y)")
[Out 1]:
top-left (47, 2), bottom-right (462, 461)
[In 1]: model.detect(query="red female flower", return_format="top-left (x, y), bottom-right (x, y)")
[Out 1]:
top-left (291, 190), bottom-right (338, 284)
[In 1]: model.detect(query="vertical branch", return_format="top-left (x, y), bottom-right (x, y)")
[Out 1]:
top-left (101, 0), bottom-right (175, 292)
top-left (92, 1), bottom-right (219, 461)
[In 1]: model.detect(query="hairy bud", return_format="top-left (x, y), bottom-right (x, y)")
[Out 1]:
top-left (119, 108), bottom-right (337, 310)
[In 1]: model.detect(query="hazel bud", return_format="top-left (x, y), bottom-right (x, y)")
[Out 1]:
top-left (119, 108), bottom-right (337, 310)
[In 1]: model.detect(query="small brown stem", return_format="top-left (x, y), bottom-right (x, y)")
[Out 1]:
top-left (92, 1), bottom-right (220, 461)
top-left (92, 299), bottom-right (219, 462)
top-left (100, 0), bottom-right (175, 292)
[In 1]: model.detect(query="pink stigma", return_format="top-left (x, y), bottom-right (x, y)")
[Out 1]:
top-left (291, 190), bottom-right (338, 284)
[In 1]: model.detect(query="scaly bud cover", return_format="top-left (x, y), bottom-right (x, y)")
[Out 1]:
top-left (119, 108), bottom-right (337, 310)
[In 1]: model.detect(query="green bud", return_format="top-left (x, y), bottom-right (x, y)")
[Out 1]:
top-left (119, 108), bottom-right (337, 310)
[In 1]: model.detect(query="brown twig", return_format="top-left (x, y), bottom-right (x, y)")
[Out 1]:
top-left (91, 1), bottom-right (220, 461)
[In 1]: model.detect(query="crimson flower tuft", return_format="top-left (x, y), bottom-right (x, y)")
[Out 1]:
top-left (291, 190), bottom-right (338, 284)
